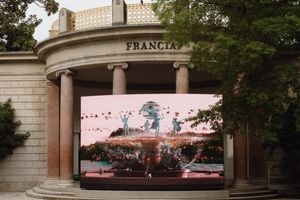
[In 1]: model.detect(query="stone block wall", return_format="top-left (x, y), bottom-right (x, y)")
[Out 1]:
top-left (0, 52), bottom-right (47, 191)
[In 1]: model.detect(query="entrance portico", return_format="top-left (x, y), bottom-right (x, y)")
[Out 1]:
top-left (40, 24), bottom-right (221, 185)
top-left (30, 1), bottom-right (266, 199)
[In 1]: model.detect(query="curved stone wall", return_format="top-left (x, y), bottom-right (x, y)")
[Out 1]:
top-left (35, 25), bottom-right (191, 80)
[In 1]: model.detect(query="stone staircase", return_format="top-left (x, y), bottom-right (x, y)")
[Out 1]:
top-left (26, 184), bottom-right (284, 200)
top-left (26, 185), bottom-right (76, 200)
top-left (229, 187), bottom-right (282, 200)
top-left (26, 185), bottom-right (229, 200)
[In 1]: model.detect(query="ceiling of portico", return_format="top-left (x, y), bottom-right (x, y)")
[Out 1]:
top-left (74, 61), bottom-right (219, 86)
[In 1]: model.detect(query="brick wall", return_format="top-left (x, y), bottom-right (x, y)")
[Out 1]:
top-left (0, 52), bottom-right (47, 191)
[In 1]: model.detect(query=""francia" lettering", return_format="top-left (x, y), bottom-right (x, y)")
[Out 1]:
top-left (126, 41), bottom-right (177, 51)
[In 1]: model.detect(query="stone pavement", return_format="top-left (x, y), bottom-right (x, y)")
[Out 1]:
top-left (0, 192), bottom-right (33, 200)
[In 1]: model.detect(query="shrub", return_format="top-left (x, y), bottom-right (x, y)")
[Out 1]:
top-left (0, 99), bottom-right (30, 159)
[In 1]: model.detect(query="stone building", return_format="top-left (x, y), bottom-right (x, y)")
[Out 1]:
top-left (0, 1), bottom-right (283, 199)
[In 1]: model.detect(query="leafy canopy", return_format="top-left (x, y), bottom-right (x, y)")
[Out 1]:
top-left (0, 0), bottom-right (58, 51)
top-left (153, 0), bottom-right (300, 143)
top-left (0, 99), bottom-right (30, 159)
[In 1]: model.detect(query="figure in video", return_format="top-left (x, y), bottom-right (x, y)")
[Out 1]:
top-left (139, 101), bottom-right (163, 136)
top-left (143, 120), bottom-right (150, 132)
top-left (120, 112), bottom-right (130, 136)
top-left (172, 117), bottom-right (184, 134)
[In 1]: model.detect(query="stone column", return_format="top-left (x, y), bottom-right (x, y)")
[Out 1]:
top-left (108, 63), bottom-right (128, 95)
top-left (56, 69), bottom-right (74, 186)
top-left (173, 62), bottom-right (191, 93)
top-left (223, 134), bottom-right (234, 187)
top-left (233, 132), bottom-right (249, 188)
top-left (45, 81), bottom-right (60, 184)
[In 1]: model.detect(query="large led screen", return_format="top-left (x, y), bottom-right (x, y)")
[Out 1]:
top-left (80, 94), bottom-right (223, 190)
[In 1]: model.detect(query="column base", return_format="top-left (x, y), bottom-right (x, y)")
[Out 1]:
top-left (248, 178), bottom-right (267, 186)
top-left (232, 179), bottom-right (250, 189)
top-left (59, 180), bottom-right (75, 188)
top-left (44, 178), bottom-right (60, 185)
top-left (224, 179), bottom-right (234, 188)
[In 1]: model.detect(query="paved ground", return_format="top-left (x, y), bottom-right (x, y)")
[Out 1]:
top-left (0, 192), bottom-right (31, 200)
top-left (0, 192), bottom-right (298, 200)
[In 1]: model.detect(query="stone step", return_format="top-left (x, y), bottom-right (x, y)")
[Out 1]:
top-left (26, 189), bottom-right (230, 200)
top-left (26, 189), bottom-right (78, 200)
top-left (77, 190), bottom-right (229, 200)
top-left (32, 186), bottom-right (75, 197)
top-left (39, 183), bottom-right (77, 192)
top-left (229, 186), bottom-right (269, 192)
top-left (229, 193), bottom-right (281, 200)
top-left (229, 189), bottom-right (282, 200)
top-left (26, 186), bottom-right (282, 200)
top-left (27, 189), bottom-right (100, 200)
top-left (230, 189), bottom-right (275, 197)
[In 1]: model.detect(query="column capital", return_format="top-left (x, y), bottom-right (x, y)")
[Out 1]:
top-left (173, 61), bottom-right (194, 69)
top-left (55, 69), bottom-right (74, 78)
top-left (46, 79), bottom-right (59, 85)
top-left (107, 62), bottom-right (128, 71)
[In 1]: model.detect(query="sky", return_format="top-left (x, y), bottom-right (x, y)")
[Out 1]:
top-left (27, 0), bottom-right (154, 41)
top-left (81, 94), bottom-right (220, 145)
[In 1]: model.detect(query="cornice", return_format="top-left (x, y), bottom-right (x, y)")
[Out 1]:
top-left (34, 24), bottom-right (165, 61)
top-left (0, 51), bottom-right (40, 61)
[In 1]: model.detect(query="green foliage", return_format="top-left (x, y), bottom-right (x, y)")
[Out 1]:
top-left (274, 101), bottom-right (300, 181)
top-left (187, 101), bottom-right (223, 135)
top-left (153, 0), bottom-right (300, 142)
top-left (0, 99), bottom-right (30, 159)
top-left (80, 142), bottom-right (110, 161)
top-left (160, 150), bottom-right (182, 170)
top-left (200, 138), bottom-right (224, 164)
top-left (153, 0), bottom-right (300, 179)
top-left (0, 0), bottom-right (58, 51)
top-left (80, 141), bottom-right (140, 161)
top-left (110, 128), bottom-right (124, 137)
top-left (179, 143), bottom-right (198, 160)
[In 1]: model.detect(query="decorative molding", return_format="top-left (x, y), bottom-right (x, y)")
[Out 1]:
top-left (107, 62), bottom-right (128, 70)
top-left (45, 79), bottom-right (60, 85)
top-left (127, 3), bottom-right (160, 25)
top-left (35, 24), bottom-right (166, 60)
top-left (60, 9), bottom-right (65, 16)
top-left (0, 51), bottom-right (40, 61)
top-left (0, 75), bottom-right (45, 81)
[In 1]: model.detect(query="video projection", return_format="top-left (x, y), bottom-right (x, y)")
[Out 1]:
top-left (80, 94), bottom-right (224, 190)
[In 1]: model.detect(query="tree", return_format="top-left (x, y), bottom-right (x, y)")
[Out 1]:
top-left (153, 0), bottom-right (300, 178)
top-left (0, 0), bottom-right (58, 51)
top-left (278, 100), bottom-right (300, 181)
top-left (0, 99), bottom-right (30, 159)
